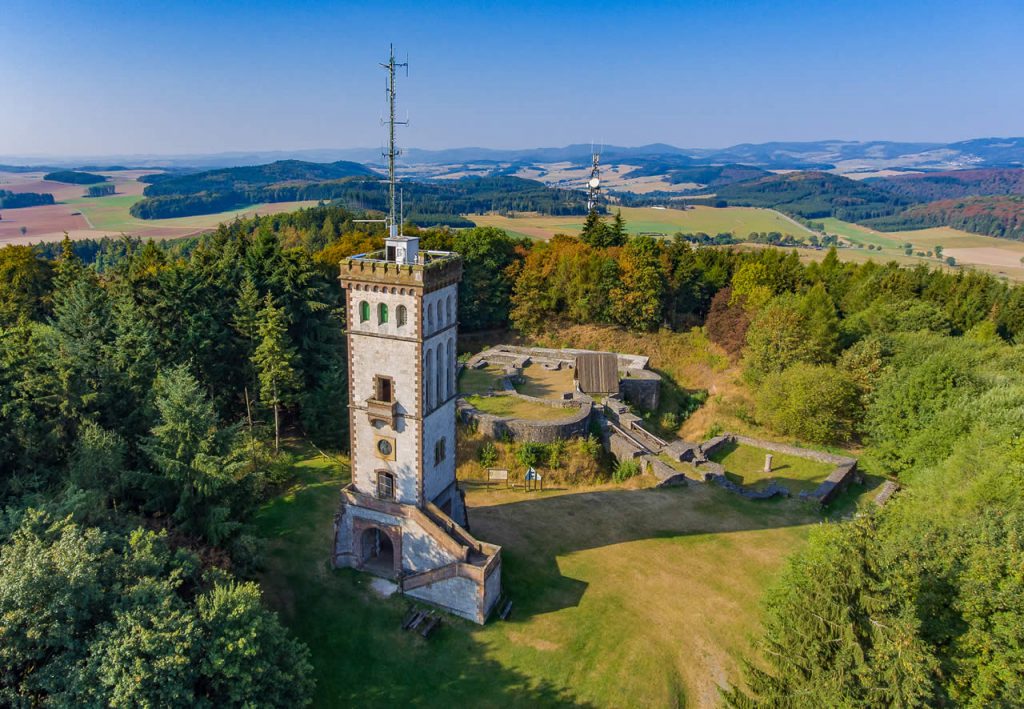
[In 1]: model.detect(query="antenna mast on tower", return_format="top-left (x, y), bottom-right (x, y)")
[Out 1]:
top-left (381, 44), bottom-right (408, 237)
top-left (586, 144), bottom-right (602, 212)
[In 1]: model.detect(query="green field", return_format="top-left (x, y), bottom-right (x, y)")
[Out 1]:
top-left (708, 441), bottom-right (834, 495)
top-left (469, 206), bottom-right (813, 241)
top-left (255, 443), bottom-right (831, 707)
top-left (64, 193), bottom-right (321, 234)
top-left (819, 217), bottom-right (1024, 281)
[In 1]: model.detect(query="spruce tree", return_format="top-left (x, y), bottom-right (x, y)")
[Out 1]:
top-left (253, 294), bottom-right (301, 452)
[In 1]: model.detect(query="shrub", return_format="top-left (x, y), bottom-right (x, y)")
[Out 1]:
top-left (613, 458), bottom-right (641, 483)
top-left (516, 442), bottom-right (544, 468)
top-left (546, 439), bottom-right (566, 469)
top-left (479, 442), bottom-right (498, 468)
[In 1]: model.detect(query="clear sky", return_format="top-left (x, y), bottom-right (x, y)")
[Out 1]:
top-left (2, 0), bottom-right (1022, 156)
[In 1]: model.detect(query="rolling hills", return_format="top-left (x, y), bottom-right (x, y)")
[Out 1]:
top-left (865, 195), bottom-right (1024, 240)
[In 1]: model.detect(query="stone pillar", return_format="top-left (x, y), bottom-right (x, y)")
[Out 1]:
top-left (764, 453), bottom-right (773, 473)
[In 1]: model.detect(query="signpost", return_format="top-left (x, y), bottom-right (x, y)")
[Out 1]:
top-left (487, 468), bottom-right (509, 488)
top-left (525, 466), bottom-right (543, 492)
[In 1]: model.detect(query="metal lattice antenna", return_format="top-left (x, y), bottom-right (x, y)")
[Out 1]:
top-left (381, 44), bottom-right (409, 238)
top-left (587, 142), bottom-right (602, 212)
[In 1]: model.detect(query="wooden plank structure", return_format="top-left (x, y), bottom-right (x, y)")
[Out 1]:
top-left (574, 352), bottom-right (619, 396)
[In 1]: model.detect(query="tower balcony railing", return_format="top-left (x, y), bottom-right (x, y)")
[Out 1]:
top-left (347, 249), bottom-right (458, 266)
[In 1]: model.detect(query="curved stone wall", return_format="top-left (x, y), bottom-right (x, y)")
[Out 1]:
top-left (457, 395), bottom-right (593, 444)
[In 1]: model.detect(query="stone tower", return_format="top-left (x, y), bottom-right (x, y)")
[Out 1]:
top-left (332, 235), bottom-right (502, 624)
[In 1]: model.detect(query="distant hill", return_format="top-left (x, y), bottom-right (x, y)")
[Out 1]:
top-left (869, 168), bottom-right (1024, 201)
top-left (141, 160), bottom-right (376, 197)
top-left (130, 163), bottom-right (586, 220)
top-left (43, 170), bottom-right (108, 184)
top-left (865, 195), bottom-right (1024, 240)
top-left (711, 171), bottom-right (914, 220)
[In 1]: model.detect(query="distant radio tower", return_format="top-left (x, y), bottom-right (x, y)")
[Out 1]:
top-left (586, 145), bottom-right (601, 212)
top-left (381, 44), bottom-right (408, 237)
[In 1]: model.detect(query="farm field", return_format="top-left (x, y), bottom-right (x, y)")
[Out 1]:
top-left (255, 442), bottom-right (837, 708)
top-left (468, 205), bottom-right (813, 241)
top-left (0, 169), bottom-right (319, 244)
top-left (820, 217), bottom-right (1024, 281)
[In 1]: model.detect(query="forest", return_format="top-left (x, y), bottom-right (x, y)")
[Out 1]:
top-left (710, 171), bottom-right (914, 220)
top-left (866, 194), bottom-right (1024, 240)
top-left (42, 170), bottom-right (108, 185)
top-left (0, 190), bottom-right (55, 209)
top-left (2, 202), bottom-right (1024, 705)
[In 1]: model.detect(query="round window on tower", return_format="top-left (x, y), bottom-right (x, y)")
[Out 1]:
top-left (377, 439), bottom-right (393, 457)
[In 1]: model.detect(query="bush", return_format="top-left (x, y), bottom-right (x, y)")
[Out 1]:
top-left (516, 442), bottom-right (544, 468)
top-left (479, 441), bottom-right (498, 468)
top-left (613, 458), bottom-right (641, 483)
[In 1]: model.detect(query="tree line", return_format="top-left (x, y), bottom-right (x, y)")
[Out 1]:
top-left (0, 190), bottom-right (54, 208)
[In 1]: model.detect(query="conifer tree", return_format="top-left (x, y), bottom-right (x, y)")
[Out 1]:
top-left (579, 209), bottom-right (609, 247)
top-left (253, 294), bottom-right (301, 452)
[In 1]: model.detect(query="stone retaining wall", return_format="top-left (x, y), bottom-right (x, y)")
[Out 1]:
top-left (457, 396), bottom-right (593, 444)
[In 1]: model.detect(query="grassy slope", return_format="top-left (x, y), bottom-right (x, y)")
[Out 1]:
top-left (254, 442), bottom-right (827, 708)
top-left (468, 206), bottom-right (813, 241)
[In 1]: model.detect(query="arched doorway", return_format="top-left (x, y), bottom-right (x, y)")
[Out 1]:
top-left (359, 527), bottom-right (396, 576)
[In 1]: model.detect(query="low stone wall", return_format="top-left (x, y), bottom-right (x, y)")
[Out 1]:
top-left (457, 396), bottom-right (593, 444)
top-left (608, 427), bottom-right (646, 462)
top-left (699, 433), bottom-right (860, 506)
top-left (644, 456), bottom-right (689, 487)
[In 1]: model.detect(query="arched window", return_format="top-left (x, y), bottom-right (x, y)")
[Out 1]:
top-left (359, 301), bottom-right (370, 322)
top-left (425, 349), bottom-right (434, 411)
top-left (378, 302), bottom-right (388, 324)
top-left (446, 295), bottom-right (453, 323)
top-left (427, 302), bottom-right (435, 331)
top-left (397, 304), bottom-right (407, 327)
top-left (447, 339), bottom-right (454, 398)
top-left (435, 343), bottom-right (444, 402)
top-left (434, 437), bottom-right (446, 465)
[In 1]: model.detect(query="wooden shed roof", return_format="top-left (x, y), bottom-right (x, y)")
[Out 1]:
top-left (575, 352), bottom-right (619, 394)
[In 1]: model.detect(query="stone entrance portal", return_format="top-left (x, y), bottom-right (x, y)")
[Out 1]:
top-left (359, 527), bottom-right (396, 577)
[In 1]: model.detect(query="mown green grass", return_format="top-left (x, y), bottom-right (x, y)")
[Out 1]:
top-left (458, 365), bottom-right (506, 395)
top-left (708, 441), bottom-right (834, 494)
top-left (254, 441), bottom-right (835, 707)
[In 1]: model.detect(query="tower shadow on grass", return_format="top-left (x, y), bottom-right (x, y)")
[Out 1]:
top-left (466, 482), bottom-right (838, 621)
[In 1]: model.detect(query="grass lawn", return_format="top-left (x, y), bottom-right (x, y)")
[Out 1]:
top-left (468, 206), bottom-right (813, 241)
top-left (465, 393), bottom-right (576, 421)
top-left (514, 363), bottom-right (576, 400)
top-left (255, 441), bottom-right (829, 707)
top-left (708, 441), bottom-right (834, 495)
top-left (458, 365), bottom-right (507, 395)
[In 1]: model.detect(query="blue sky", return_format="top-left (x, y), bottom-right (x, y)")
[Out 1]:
top-left (2, 0), bottom-right (1022, 156)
